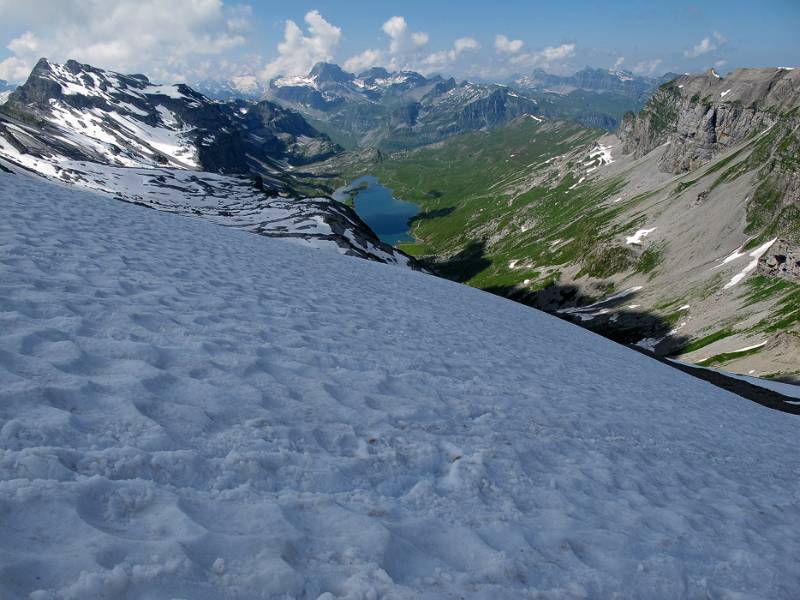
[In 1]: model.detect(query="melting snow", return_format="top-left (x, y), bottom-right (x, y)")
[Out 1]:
top-left (625, 227), bottom-right (657, 245)
top-left (723, 238), bottom-right (777, 289)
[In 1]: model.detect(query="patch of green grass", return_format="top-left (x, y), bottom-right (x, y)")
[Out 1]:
top-left (697, 344), bottom-right (765, 367)
top-left (643, 88), bottom-right (680, 137)
top-left (747, 276), bottom-right (800, 333)
top-left (674, 328), bottom-right (735, 355)
top-left (745, 174), bottom-right (785, 239)
top-left (636, 244), bottom-right (664, 275)
top-left (579, 245), bottom-right (635, 279)
top-left (396, 243), bottom-right (430, 257)
top-left (675, 178), bottom-right (700, 194)
top-left (744, 275), bottom-right (794, 305)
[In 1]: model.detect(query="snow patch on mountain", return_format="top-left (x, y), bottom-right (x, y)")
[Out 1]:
top-left (723, 238), bottom-right (778, 289)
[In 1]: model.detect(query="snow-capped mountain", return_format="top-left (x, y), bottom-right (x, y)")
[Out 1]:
top-left (0, 59), bottom-right (413, 266)
top-left (266, 62), bottom-right (542, 150)
top-left (1, 171), bottom-right (798, 598)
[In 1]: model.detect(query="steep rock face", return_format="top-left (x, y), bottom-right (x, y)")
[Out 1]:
top-left (620, 68), bottom-right (800, 173)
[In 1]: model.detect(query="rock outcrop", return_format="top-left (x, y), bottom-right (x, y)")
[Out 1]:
top-left (758, 239), bottom-right (800, 281)
top-left (620, 67), bottom-right (800, 174)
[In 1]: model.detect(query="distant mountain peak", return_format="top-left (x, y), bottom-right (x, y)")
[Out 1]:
top-left (357, 66), bottom-right (392, 80)
top-left (309, 62), bottom-right (353, 83)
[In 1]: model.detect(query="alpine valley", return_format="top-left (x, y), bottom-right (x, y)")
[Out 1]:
top-left (2, 57), bottom-right (799, 382)
top-left (305, 65), bottom-right (800, 380)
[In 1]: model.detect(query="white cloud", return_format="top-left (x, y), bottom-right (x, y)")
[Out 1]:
top-left (510, 43), bottom-right (576, 69)
top-left (612, 56), bottom-right (625, 70)
top-left (260, 10), bottom-right (341, 80)
top-left (0, 56), bottom-right (31, 82)
top-left (382, 16), bottom-right (429, 56)
top-left (538, 43), bottom-right (576, 62)
top-left (419, 37), bottom-right (480, 73)
top-left (454, 37), bottom-right (480, 54)
top-left (344, 15), bottom-right (446, 74)
top-left (0, 0), bottom-right (247, 83)
top-left (495, 34), bottom-right (523, 54)
top-left (632, 58), bottom-right (663, 75)
top-left (344, 48), bottom-right (383, 74)
top-left (684, 31), bottom-right (726, 58)
top-left (714, 59), bottom-right (728, 69)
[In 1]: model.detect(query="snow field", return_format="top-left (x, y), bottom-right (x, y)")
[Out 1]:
top-left (0, 174), bottom-right (799, 599)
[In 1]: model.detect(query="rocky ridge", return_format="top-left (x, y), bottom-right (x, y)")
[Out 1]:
top-left (266, 62), bottom-right (542, 149)
top-left (0, 59), bottom-right (413, 267)
top-left (620, 67), bottom-right (800, 173)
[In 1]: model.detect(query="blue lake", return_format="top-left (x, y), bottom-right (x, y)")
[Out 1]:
top-left (335, 176), bottom-right (419, 246)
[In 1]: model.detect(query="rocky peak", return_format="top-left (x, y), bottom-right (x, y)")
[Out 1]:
top-left (309, 62), bottom-right (353, 84)
top-left (620, 67), bottom-right (800, 173)
top-left (357, 67), bottom-right (391, 80)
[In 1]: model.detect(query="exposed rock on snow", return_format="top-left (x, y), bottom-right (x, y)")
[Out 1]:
top-left (0, 59), bottom-right (412, 267)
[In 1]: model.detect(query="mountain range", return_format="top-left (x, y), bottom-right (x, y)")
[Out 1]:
top-left (265, 62), bottom-right (543, 150)
top-left (514, 66), bottom-right (674, 98)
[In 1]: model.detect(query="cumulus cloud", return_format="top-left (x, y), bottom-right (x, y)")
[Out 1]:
top-left (684, 31), bottom-right (726, 58)
top-left (343, 48), bottom-right (383, 74)
top-left (382, 16), bottom-right (429, 55)
top-left (419, 37), bottom-right (480, 73)
top-left (495, 35), bottom-right (523, 54)
top-left (343, 15), bottom-right (439, 74)
top-left (510, 43), bottom-right (576, 70)
top-left (260, 9), bottom-right (341, 80)
top-left (0, 0), bottom-right (247, 83)
top-left (632, 58), bottom-right (663, 75)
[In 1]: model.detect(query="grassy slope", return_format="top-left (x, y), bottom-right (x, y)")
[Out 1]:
top-left (361, 119), bottom-right (638, 290)
top-left (306, 112), bottom-right (800, 376)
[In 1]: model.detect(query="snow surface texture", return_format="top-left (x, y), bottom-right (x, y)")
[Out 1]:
top-left (0, 125), bottom-right (410, 267)
top-left (1, 173), bottom-right (799, 599)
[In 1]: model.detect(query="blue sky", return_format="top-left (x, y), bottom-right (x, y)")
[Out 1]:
top-left (0, 0), bottom-right (798, 84)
